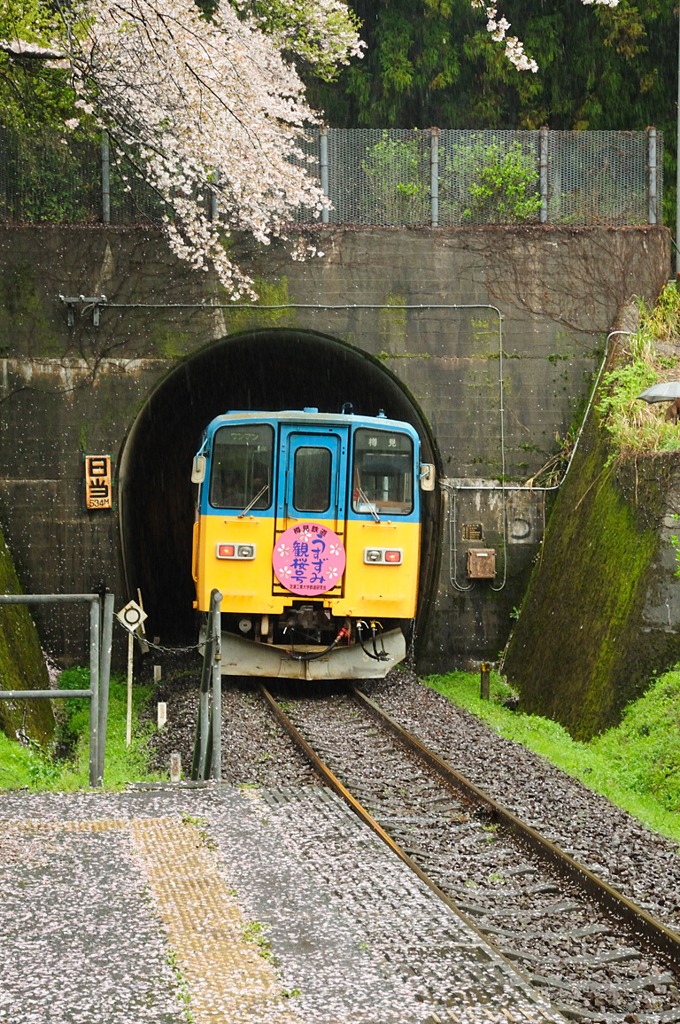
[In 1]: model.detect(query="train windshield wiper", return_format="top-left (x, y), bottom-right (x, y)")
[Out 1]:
top-left (238, 483), bottom-right (269, 518)
top-left (356, 484), bottom-right (380, 522)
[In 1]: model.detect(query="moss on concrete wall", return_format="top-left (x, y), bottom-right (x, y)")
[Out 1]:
top-left (0, 526), bottom-right (54, 743)
top-left (503, 411), bottom-right (680, 739)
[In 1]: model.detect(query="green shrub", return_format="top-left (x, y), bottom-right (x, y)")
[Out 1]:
top-left (362, 133), bottom-right (430, 223)
top-left (453, 141), bottom-right (541, 224)
top-left (596, 285), bottom-right (680, 458)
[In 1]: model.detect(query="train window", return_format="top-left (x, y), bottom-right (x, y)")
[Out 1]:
top-left (293, 447), bottom-right (331, 513)
top-left (210, 424), bottom-right (273, 510)
top-left (353, 430), bottom-right (413, 514)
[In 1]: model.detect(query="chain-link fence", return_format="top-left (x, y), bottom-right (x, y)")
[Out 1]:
top-left (0, 127), bottom-right (165, 225)
top-left (0, 126), bottom-right (662, 228)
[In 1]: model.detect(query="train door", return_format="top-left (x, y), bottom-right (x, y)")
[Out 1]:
top-left (273, 425), bottom-right (349, 597)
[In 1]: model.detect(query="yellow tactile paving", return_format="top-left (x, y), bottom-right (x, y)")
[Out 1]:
top-left (130, 816), bottom-right (303, 1024)
top-left (2, 817), bottom-right (302, 1024)
top-left (2, 818), bottom-right (127, 831)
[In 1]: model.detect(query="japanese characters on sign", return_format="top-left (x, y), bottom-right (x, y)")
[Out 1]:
top-left (273, 522), bottom-right (346, 596)
top-left (85, 455), bottom-right (113, 510)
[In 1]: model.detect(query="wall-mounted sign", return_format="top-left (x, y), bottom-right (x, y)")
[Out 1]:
top-left (462, 522), bottom-right (484, 542)
top-left (85, 455), bottom-right (112, 510)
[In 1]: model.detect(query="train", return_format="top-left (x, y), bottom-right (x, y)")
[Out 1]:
top-left (191, 407), bottom-right (434, 680)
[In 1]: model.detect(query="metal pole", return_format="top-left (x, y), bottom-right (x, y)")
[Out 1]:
top-left (320, 128), bottom-right (330, 225)
top-left (0, 690), bottom-right (92, 699)
top-left (648, 127), bottom-right (657, 226)
top-left (193, 602), bottom-right (214, 780)
top-left (101, 131), bottom-right (110, 225)
top-left (430, 128), bottom-right (439, 228)
top-left (125, 629), bottom-right (134, 748)
top-left (0, 593), bottom-right (100, 605)
top-left (88, 597), bottom-right (100, 787)
top-left (539, 127), bottom-right (549, 224)
top-left (210, 592), bottom-right (222, 780)
top-left (197, 637), bottom-right (212, 778)
top-left (97, 592), bottom-right (115, 785)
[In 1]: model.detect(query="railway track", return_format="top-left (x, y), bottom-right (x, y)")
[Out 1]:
top-left (260, 683), bottom-right (680, 1024)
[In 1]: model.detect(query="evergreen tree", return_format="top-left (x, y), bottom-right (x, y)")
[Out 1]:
top-left (307, 0), bottom-right (676, 137)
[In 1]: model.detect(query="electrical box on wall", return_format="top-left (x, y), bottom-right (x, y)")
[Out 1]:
top-left (467, 548), bottom-right (497, 579)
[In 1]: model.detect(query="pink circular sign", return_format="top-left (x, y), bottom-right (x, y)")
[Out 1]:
top-left (273, 522), bottom-right (346, 595)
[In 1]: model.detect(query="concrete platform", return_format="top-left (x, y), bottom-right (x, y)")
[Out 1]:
top-left (0, 785), bottom-right (567, 1024)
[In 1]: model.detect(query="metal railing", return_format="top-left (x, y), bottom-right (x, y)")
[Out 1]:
top-left (191, 588), bottom-right (222, 782)
top-left (0, 127), bottom-right (663, 228)
top-left (0, 592), bottom-right (114, 787)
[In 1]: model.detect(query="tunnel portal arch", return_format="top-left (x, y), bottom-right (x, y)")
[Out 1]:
top-left (118, 328), bottom-right (440, 647)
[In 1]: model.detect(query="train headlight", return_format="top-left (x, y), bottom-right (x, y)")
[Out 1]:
top-left (364, 548), bottom-right (402, 565)
top-left (216, 543), bottom-right (256, 560)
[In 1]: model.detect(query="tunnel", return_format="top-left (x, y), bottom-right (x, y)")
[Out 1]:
top-left (117, 328), bottom-right (440, 651)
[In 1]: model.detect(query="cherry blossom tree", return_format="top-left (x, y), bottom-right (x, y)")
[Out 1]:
top-left (1, 0), bottom-right (364, 297)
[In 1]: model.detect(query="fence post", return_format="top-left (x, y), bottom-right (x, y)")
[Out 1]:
top-left (320, 128), bottom-right (330, 225)
top-left (192, 588), bottom-right (222, 781)
top-left (96, 592), bottom-right (115, 785)
top-left (193, 617), bottom-right (213, 780)
top-left (539, 127), bottom-right (549, 224)
top-left (88, 596), bottom-right (100, 787)
top-left (430, 127), bottom-right (439, 228)
top-left (101, 131), bottom-right (111, 225)
top-left (210, 593), bottom-right (222, 780)
top-left (647, 126), bottom-right (657, 226)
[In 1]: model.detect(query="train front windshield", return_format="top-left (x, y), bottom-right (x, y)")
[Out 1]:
top-left (210, 424), bottom-right (273, 510)
top-left (293, 447), bottom-right (332, 513)
top-left (352, 429), bottom-right (414, 514)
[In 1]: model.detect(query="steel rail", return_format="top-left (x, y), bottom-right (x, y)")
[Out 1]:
top-left (351, 686), bottom-right (680, 966)
top-left (258, 685), bottom-right (507, 930)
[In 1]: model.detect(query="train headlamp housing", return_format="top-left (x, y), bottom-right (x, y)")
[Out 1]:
top-left (216, 543), bottom-right (256, 560)
top-left (364, 547), bottom-right (402, 565)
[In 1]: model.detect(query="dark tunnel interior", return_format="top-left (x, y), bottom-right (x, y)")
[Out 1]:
top-left (118, 329), bottom-right (440, 645)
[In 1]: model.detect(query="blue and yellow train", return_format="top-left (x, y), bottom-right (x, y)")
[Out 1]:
top-left (191, 407), bottom-right (434, 680)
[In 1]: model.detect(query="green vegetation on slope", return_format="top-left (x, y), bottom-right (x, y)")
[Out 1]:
top-left (0, 526), bottom-right (54, 743)
top-left (427, 669), bottom-right (680, 844)
top-left (597, 284), bottom-right (680, 458)
top-left (0, 667), bottom-right (165, 791)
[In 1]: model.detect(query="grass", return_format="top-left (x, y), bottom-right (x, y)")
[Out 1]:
top-left (426, 669), bottom-right (680, 844)
top-left (0, 666), bottom-right (166, 791)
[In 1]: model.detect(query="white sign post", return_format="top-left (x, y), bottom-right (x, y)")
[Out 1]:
top-left (116, 601), bottom-right (148, 747)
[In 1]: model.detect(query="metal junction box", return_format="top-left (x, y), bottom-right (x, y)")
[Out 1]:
top-left (467, 548), bottom-right (497, 579)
